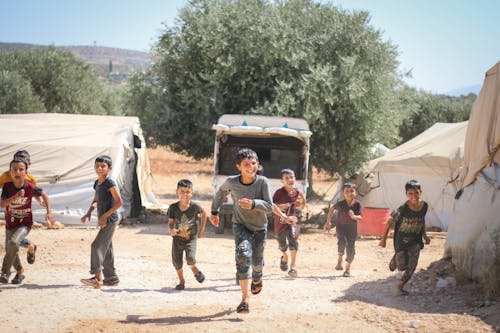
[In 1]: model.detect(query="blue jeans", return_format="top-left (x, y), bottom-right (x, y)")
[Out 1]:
top-left (233, 223), bottom-right (267, 281)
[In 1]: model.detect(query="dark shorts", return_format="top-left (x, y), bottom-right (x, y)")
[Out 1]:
top-left (172, 236), bottom-right (197, 270)
top-left (277, 225), bottom-right (298, 251)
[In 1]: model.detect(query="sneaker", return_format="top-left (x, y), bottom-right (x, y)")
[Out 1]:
top-left (335, 263), bottom-right (343, 271)
top-left (0, 273), bottom-right (9, 284)
top-left (11, 274), bottom-right (25, 285)
top-left (175, 283), bottom-right (185, 291)
top-left (103, 277), bottom-right (120, 286)
top-left (81, 277), bottom-right (102, 289)
top-left (27, 245), bottom-right (37, 264)
top-left (195, 271), bottom-right (205, 283)
top-left (288, 268), bottom-right (298, 278)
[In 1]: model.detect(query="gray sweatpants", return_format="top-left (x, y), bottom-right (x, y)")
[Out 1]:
top-left (2, 226), bottom-right (30, 276)
top-left (89, 221), bottom-right (118, 279)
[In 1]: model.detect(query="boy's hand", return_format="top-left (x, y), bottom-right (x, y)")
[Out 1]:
top-left (81, 214), bottom-right (90, 224)
top-left (170, 228), bottom-right (178, 236)
top-left (424, 235), bottom-right (431, 244)
top-left (379, 239), bottom-right (387, 248)
top-left (98, 216), bottom-right (107, 229)
top-left (15, 189), bottom-right (25, 199)
top-left (210, 215), bottom-right (219, 227)
top-left (287, 215), bottom-right (298, 225)
top-left (348, 209), bottom-right (355, 219)
top-left (46, 213), bottom-right (55, 226)
top-left (323, 221), bottom-right (331, 233)
top-left (198, 230), bottom-right (205, 238)
top-left (238, 198), bottom-right (253, 210)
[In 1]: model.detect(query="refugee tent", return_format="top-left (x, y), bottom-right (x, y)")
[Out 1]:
top-left (0, 113), bottom-right (159, 225)
top-left (445, 61), bottom-right (500, 293)
top-left (359, 121), bottom-right (468, 231)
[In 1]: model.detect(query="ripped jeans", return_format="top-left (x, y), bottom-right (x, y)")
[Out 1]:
top-left (233, 223), bottom-right (267, 281)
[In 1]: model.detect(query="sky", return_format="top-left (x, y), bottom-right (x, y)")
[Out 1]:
top-left (1, 0), bottom-right (499, 94)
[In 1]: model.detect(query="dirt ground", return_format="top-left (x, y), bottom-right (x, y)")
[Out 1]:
top-left (0, 147), bottom-right (498, 333)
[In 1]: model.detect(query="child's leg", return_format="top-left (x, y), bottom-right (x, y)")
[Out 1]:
top-left (250, 228), bottom-right (267, 283)
top-left (1, 227), bottom-right (29, 277)
top-left (185, 239), bottom-right (204, 283)
top-left (336, 225), bottom-right (347, 268)
top-left (277, 231), bottom-right (288, 270)
top-left (399, 244), bottom-right (421, 291)
top-left (89, 221), bottom-right (117, 281)
top-left (102, 241), bottom-right (119, 285)
top-left (176, 268), bottom-right (185, 285)
top-left (287, 227), bottom-right (298, 275)
top-left (172, 238), bottom-right (185, 286)
top-left (344, 224), bottom-right (357, 274)
top-left (233, 223), bottom-right (254, 304)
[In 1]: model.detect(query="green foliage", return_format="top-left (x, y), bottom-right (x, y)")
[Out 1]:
top-left (0, 47), bottom-right (118, 115)
top-left (397, 87), bottom-right (474, 143)
top-left (0, 70), bottom-right (46, 113)
top-left (128, 0), bottom-right (407, 174)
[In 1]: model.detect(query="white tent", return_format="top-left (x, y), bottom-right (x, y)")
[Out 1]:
top-left (0, 113), bottom-right (159, 225)
top-left (445, 62), bottom-right (500, 293)
top-left (359, 121), bottom-right (468, 231)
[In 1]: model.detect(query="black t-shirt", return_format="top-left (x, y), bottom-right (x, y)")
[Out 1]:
top-left (391, 202), bottom-right (428, 252)
top-left (93, 178), bottom-right (119, 222)
top-left (167, 201), bottom-right (204, 239)
top-left (333, 199), bottom-right (362, 225)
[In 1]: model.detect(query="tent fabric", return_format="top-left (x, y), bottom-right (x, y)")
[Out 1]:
top-left (0, 113), bottom-right (158, 224)
top-left (360, 121), bottom-right (468, 231)
top-left (446, 61), bottom-right (500, 293)
top-left (461, 62), bottom-right (500, 187)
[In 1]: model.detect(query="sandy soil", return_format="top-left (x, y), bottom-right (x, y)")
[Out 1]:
top-left (0, 147), bottom-right (498, 333)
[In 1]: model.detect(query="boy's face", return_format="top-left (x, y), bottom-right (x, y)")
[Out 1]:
top-left (406, 188), bottom-right (422, 204)
top-left (281, 173), bottom-right (296, 189)
top-left (176, 186), bottom-right (193, 203)
top-left (94, 161), bottom-right (111, 177)
top-left (236, 157), bottom-right (259, 179)
top-left (10, 162), bottom-right (27, 182)
top-left (343, 186), bottom-right (357, 200)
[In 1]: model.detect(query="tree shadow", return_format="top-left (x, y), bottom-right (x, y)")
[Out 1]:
top-left (118, 309), bottom-right (242, 326)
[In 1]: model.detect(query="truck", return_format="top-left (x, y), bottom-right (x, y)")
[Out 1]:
top-left (212, 114), bottom-right (312, 233)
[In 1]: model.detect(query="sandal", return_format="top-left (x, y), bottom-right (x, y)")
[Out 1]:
top-left (81, 277), bottom-right (102, 289)
top-left (103, 277), bottom-right (120, 286)
top-left (194, 271), bottom-right (205, 283)
top-left (280, 256), bottom-right (288, 271)
top-left (27, 245), bottom-right (37, 264)
top-left (236, 301), bottom-right (249, 314)
top-left (11, 274), bottom-right (25, 285)
top-left (0, 273), bottom-right (8, 283)
top-left (175, 283), bottom-right (185, 291)
top-left (335, 263), bottom-right (343, 271)
top-left (251, 279), bottom-right (262, 295)
top-left (288, 268), bottom-right (298, 278)
top-left (343, 271), bottom-right (351, 277)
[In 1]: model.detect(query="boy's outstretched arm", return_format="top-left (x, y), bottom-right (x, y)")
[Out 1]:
top-left (379, 218), bottom-right (395, 248)
top-left (198, 210), bottom-right (207, 238)
top-left (40, 190), bottom-right (55, 226)
top-left (323, 206), bottom-right (335, 232)
top-left (168, 218), bottom-right (178, 236)
top-left (81, 194), bottom-right (97, 223)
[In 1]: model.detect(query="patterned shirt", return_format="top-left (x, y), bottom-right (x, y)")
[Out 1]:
top-left (168, 201), bottom-right (204, 240)
top-left (391, 202), bottom-right (428, 251)
top-left (1, 181), bottom-right (42, 230)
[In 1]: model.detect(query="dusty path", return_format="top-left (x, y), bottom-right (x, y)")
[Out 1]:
top-left (0, 224), bottom-right (497, 333)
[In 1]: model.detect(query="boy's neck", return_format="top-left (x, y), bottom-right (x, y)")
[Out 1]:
top-left (284, 185), bottom-right (294, 192)
top-left (345, 197), bottom-right (355, 205)
top-left (97, 175), bottom-right (108, 182)
top-left (13, 180), bottom-right (25, 188)
top-left (240, 174), bottom-right (256, 184)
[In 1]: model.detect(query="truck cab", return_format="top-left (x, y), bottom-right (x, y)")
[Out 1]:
top-left (212, 114), bottom-right (312, 233)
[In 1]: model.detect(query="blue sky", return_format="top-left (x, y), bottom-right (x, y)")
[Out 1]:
top-left (1, 0), bottom-right (499, 94)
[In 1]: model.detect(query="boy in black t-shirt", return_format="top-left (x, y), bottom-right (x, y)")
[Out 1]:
top-left (168, 179), bottom-right (208, 291)
top-left (379, 180), bottom-right (431, 295)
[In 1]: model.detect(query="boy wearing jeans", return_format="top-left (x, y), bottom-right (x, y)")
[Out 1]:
top-left (210, 148), bottom-right (273, 314)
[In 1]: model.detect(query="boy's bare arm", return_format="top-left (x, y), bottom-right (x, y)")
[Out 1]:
top-left (379, 218), bottom-right (395, 247)
top-left (40, 190), bottom-right (55, 225)
top-left (81, 194), bottom-right (97, 223)
top-left (323, 206), bottom-right (335, 232)
top-left (168, 218), bottom-right (178, 236)
top-left (198, 210), bottom-right (207, 238)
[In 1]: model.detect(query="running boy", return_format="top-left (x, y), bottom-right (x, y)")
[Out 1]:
top-left (323, 182), bottom-right (363, 277)
top-left (0, 150), bottom-right (44, 264)
top-left (168, 179), bottom-right (208, 291)
top-left (379, 180), bottom-right (431, 295)
top-left (0, 158), bottom-right (55, 284)
top-left (210, 148), bottom-right (273, 314)
top-left (80, 155), bottom-right (123, 288)
top-left (273, 168), bottom-right (306, 278)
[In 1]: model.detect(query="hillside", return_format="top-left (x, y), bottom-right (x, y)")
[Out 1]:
top-left (0, 42), bottom-right (152, 84)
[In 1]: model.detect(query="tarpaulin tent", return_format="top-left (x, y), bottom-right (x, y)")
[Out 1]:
top-left (359, 121), bottom-right (468, 231)
top-left (0, 113), bottom-right (159, 225)
top-left (446, 62), bottom-right (500, 293)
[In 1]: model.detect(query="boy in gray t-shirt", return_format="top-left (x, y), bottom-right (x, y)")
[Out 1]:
top-left (211, 148), bottom-right (273, 314)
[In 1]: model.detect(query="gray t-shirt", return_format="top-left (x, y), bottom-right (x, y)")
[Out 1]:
top-left (93, 177), bottom-right (119, 222)
top-left (211, 175), bottom-right (272, 231)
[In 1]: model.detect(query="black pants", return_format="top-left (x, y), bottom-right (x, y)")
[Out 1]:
top-left (336, 223), bottom-right (357, 263)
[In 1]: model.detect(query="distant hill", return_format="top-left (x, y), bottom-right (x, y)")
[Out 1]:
top-left (445, 84), bottom-right (481, 97)
top-left (0, 42), bottom-right (152, 84)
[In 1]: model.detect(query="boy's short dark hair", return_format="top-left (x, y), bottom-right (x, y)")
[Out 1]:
top-left (405, 179), bottom-right (421, 192)
top-left (236, 148), bottom-right (258, 164)
top-left (177, 179), bottom-right (193, 189)
top-left (280, 168), bottom-right (295, 178)
top-left (95, 155), bottom-right (112, 167)
top-left (14, 150), bottom-right (30, 163)
top-left (343, 182), bottom-right (357, 190)
top-left (10, 158), bottom-right (28, 170)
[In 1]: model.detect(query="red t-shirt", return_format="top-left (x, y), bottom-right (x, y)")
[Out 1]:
top-left (273, 186), bottom-right (301, 234)
top-left (1, 181), bottom-right (40, 230)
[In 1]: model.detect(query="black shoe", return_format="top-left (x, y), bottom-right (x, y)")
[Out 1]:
top-left (195, 271), bottom-right (205, 283)
top-left (0, 273), bottom-right (9, 283)
top-left (11, 274), bottom-right (25, 284)
top-left (175, 283), bottom-right (185, 291)
top-left (103, 277), bottom-right (120, 286)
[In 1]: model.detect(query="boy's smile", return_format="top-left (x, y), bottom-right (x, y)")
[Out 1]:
top-left (237, 158), bottom-right (259, 183)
